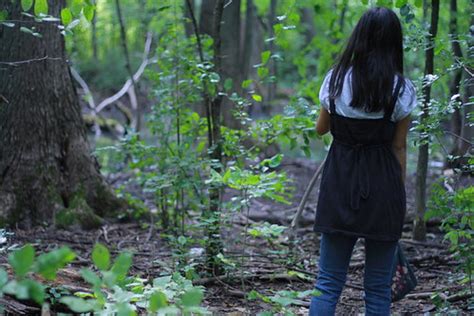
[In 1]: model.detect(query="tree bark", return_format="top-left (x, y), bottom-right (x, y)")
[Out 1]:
top-left (445, 0), bottom-right (470, 170)
top-left (413, 0), bottom-right (440, 241)
top-left (458, 2), bottom-right (474, 168)
top-left (0, 0), bottom-right (124, 228)
top-left (199, 0), bottom-right (242, 130)
top-left (265, 0), bottom-right (277, 114)
top-left (241, 0), bottom-right (255, 83)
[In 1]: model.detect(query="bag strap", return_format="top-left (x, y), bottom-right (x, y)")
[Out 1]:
top-left (384, 76), bottom-right (403, 121)
top-left (329, 97), bottom-right (336, 114)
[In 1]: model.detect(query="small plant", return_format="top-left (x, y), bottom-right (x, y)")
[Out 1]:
top-left (0, 243), bottom-right (208, 315)
top-left (0, 244), bottom-right (76, 306)
top-left (425, 183), bottom-right (474, 307)
top-left (60, 243), bottom-right (208, 315)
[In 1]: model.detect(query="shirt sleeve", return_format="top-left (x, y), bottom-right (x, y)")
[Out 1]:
top-left (319, 69), bottom-right (333, 112)
top-left (393, 78), bottom-right (417, 122)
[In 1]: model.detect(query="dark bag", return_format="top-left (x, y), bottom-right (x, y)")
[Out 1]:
top-left (391, 242), bottom-right (417, 302)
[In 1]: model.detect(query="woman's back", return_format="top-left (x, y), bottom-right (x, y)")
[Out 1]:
top-left (319, 68), bottom-right (417, 123)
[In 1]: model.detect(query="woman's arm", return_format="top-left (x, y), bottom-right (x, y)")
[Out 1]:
top-left (392, 115), bottom-right (411, 182)
top-left (316, 107), bottom-right (330, 135)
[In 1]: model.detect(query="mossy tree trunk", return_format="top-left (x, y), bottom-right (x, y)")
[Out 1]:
top-left (0, 0), bottom-right (124, 228)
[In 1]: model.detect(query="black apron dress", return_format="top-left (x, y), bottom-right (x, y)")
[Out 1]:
top-left (314, 81), bottom-right (405, 241)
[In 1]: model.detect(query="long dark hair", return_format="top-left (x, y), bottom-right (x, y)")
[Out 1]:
top-left (329, 7), bottom-right (405, 112)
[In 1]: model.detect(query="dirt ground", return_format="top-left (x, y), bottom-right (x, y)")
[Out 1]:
top-left (0, 157), bottom-right (472, 315)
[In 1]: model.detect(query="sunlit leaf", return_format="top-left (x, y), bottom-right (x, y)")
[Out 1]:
top-left (8, 244), bottom-right (35, 278)
top-left (61, 8), bottom-right (73, 25)
top-left (92, 243), bottom-right (110, 271)
top-left (34, 0), bottom-right (48, 16)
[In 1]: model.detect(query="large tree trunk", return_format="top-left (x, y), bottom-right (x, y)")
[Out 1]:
top-left (0, 0), bottom-right (124, 228)
top-left (413, 0), bottom-right (440, 241)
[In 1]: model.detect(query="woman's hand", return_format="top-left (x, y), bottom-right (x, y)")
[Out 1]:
top-left (316, 107), bottom-right (331, 135)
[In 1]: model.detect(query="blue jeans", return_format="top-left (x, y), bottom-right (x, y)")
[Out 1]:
top-left (309, 233), bottom-right (397, 316)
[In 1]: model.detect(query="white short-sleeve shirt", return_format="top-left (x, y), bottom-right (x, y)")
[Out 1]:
top-left (319, 68), bottom-right (417, 122)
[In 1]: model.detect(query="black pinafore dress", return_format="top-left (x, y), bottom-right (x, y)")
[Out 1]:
top-left (314, 81), bottom-right (405, 241)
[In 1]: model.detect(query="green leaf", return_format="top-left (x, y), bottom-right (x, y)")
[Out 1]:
top-left (61, 8), bottom-right (73, 25)
top-left (80, 268), bottom-right (102, 287)
top-left (158, 5), bottom-right (172, 12)
top-left (149, 291), bottom-right (168, 312)
top-left (395, 0), bottom-right (407, 8)
top-left (252, 94), bottom-right (262, 102)
top-left (361, 0), bottom-right (369, 4)
top-left (261, 50), bottom-right (271, 65)
top-left (92, 243), bottom-right (110, 271)
top-left (224, 78), bottom-right (233, 91)
top-left (414, 0), bottom-right (422, 7)
top-left (268, 154), bottom-right (283, 168)
top-left (247, 290), bottom-right (260, 300)
top-left (0, 9), bottom-right (8, 21)
top-left (34, 0), bottom-right (48, 15)
top-left (180, 288), bottom-right (203, 306)
top-left (83, 5), bottom-right (95, 22)
top-left (35, 246), bottom-right (76, 280)
top-left (70, 0), bottom-right (83, 16)
top-left (9, 244), bottom-right (35, 278)
top-left (3, 279), bottom-right (45, 304)
top-left (60, 297), bottom-right (96, 313)
top-left (257, 66), bottom-right (269, 78)
top-left (24, 280), bottom-right (45, 305)
top-left (21, 0), bottom-right (33, 12)
top-left (111, 252), bottom-right (133, 281)
top-left (241, 79), bottom-right (252, 89)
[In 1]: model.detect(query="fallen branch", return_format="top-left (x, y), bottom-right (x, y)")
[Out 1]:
top-left (95, 33), bottom-right (154, 114)
top-left (70, 32), bottom-right (155, 136)
top-left (0, 296), bottom-right (40, 315)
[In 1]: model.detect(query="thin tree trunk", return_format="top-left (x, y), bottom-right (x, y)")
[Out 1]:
top-left (300, 7), bottom-right (316, 45)
top-left (265, 0), bottom-right (277, 114)
top-left (199, 0), bottom-right (242, 130)
top-left (186, 0), bottom-right (225, 273)
top-left (413, 0), bottom-right (440, 241)
top-left (241, 0), bottom-right (255, 83)
top-left (0, 0), bottom-right (124, 228)
top-left (91, 0), bottom-right (98, 61)
top-left (206, 0), bottom-right (225, 274)
top-left (445, 0), bottom-right (464, 169)
top-left (183, 0), bottom-right (194, 37)
top-left (459, 3), bottom-right (474, 165)
top-left (115, 0), bottom-right (140, 132)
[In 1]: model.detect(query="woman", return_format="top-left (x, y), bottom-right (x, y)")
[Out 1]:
top-left (310, 7), bottom-right (417, 316)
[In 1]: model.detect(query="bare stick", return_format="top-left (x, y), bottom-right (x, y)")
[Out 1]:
top-left (290, 157), bottom-right (326, 230)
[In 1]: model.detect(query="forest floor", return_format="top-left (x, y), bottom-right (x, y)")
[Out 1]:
top-left (0, 157), bottom-right (472, 315)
